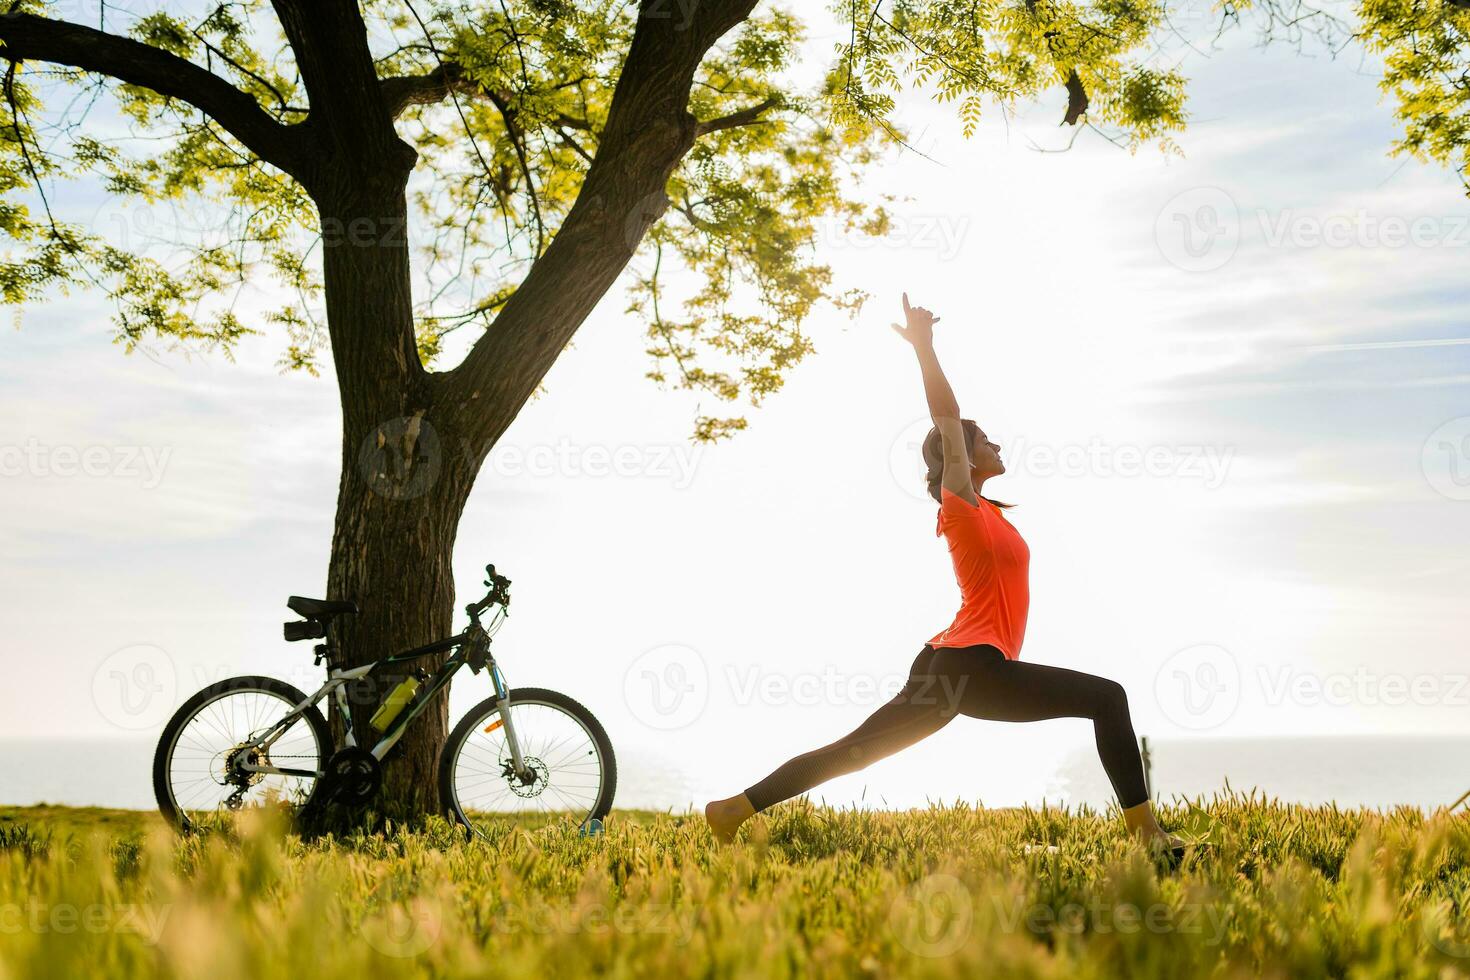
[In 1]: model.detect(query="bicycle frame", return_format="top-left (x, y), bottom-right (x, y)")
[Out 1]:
top-left (234, 607), bottom-right (530, 782)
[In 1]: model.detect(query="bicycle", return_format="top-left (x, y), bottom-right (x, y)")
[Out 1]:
top-left (152, 564), bottom-right (616, 836)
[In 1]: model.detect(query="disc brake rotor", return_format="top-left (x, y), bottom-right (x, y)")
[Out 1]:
top-left (503, 757), bottom-right (550, 798)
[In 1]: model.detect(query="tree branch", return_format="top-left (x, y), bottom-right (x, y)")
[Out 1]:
top-left (553, 123), bottom-right (594, 164)
top-left (380, 61), bottom-right (600, 146)
top-left (555, 111), bottom-right (594, 131)
top-left (190, 25), bottom-right (305, 116)
top-left (441, 0), bottom-right (762, 444)
top-left (694, 96), bottom-right (778, 136)
top-left (380, 61), bottom-right (467, 118)
top-left (270, 0), bottom-right (410, 175)
top-left (0, 11), bottom-right (304, 176)
top-left (1062, 69), bottom-right (1088, 126)
top-left (484, 87), bottom-right (546, 255)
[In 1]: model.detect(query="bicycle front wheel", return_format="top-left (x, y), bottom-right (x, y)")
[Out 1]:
top-left (439, 687), bottom-right (616, 836)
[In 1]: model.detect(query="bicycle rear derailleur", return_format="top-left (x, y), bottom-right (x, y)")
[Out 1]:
top-left (220, 743), bottom-right (268, 810)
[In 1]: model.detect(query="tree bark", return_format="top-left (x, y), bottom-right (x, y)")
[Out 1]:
top-left (443, 0), bottom-right (761, 444)
top-left (306, 0), bottom-right (761, 824)
top-left (0, 11), bottom-right (306, 177)
top-left (312, 158), bottom-right (475, 823)
top-left (325, 413), bottom-right (475, 820)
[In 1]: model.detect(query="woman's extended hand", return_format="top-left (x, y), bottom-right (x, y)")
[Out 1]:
top-left (890, 292), bottom-right (942, 348)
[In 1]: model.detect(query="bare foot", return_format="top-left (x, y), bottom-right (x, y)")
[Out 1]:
top-left (1137, 828), bottom-right (1187, 848)
top-left (1122, 801), bottom-right (1166, 839)
top-left (704, 794), bottom-right (755, 844)
top-left (1135, 827), bottom-right (1189, 863)
top-left (1122, 801), bottom-right (1188, 856)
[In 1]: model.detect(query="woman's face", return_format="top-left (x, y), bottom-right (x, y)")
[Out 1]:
top-left (969, 427), bottom-right (1004, 481)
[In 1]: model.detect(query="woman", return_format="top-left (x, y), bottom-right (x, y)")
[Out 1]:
top-left (704, 293), bottom-right (1181, 850)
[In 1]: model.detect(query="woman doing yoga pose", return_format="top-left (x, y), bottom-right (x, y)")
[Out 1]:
top-left (704, 294), bottom-right (1181, 849)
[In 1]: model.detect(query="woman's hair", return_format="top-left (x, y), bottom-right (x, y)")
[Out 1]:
top-left (922, 420), bottom-right (1014, 508)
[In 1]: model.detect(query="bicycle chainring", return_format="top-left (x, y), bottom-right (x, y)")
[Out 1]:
top-left (320, 746), bottom-right (382, 806)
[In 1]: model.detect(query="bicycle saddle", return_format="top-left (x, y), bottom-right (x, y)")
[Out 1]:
top-left (286, 596), bottom-right (359, 619)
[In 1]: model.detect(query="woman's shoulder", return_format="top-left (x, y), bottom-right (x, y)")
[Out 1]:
top-left (935, 487), bottom-right (991, 535)
top-left (937, 486), bottom-right (986, 512)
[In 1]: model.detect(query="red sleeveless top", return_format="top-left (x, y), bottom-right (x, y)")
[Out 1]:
top-left (927, 488), bottom-right (1030, 659)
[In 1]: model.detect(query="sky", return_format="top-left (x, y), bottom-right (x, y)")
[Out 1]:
top-left (2, 5), bottom-right (1468, 810)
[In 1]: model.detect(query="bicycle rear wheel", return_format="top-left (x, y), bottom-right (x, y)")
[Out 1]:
top-left (439, 687), bottom-right (616, 837)
top-left (153, 675), bottom-right (330, 831)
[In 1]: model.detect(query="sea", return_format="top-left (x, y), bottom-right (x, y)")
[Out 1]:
top-left (3, 735), bottom-right (1467, 814)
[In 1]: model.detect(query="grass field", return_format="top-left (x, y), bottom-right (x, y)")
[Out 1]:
top-left (1, 795), bottom-right (1468, 978)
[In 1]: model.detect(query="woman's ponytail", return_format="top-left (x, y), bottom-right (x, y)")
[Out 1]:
top-left (920, 420), bottom-right (1014, 508)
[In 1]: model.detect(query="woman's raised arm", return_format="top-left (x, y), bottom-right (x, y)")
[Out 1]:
top-left (891, 293), bottom-right (977, 506)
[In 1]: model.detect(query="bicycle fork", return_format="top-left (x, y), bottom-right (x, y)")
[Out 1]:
top-left (488, 661), bottom-right (533, 783)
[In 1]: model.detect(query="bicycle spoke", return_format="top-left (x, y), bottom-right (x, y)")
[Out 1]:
top-left (163, 685), bottom-right (325, 826)
top-left (450, 698), bottom-right (605, 830)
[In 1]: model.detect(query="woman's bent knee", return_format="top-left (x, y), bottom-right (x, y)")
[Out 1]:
top-left (1093, 678), bottom-right (1130, 719)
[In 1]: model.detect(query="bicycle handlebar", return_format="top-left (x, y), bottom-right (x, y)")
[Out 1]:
top-left (465, 563), bottom-right (511, 622)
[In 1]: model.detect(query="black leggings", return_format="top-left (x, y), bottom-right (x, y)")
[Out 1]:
top-left (744, 644), bottom-right (1149, 812)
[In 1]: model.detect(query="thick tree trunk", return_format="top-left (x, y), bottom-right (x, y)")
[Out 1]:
top-left (290, 0), bottom-right (762, 826)
top-left (312, 161), bottom-right (481, 823)
top-left (326, 423), bottom-right (474, 819)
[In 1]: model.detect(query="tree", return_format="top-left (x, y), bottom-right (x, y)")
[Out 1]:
top-left (1171, 0), bottom-right (1470, 193)
top-left (0, 0), bottom-right (1185, 821)
top-left (1358, 0), bottom-right (1470, 189)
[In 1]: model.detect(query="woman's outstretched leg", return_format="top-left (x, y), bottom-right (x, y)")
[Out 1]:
top-left (706, 646), bottom-right (963, 842)
top-left (933, 646), bottom-right (1177, 845)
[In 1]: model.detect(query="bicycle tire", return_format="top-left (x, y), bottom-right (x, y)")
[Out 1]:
top-left (153, 675), bottom-right (331, 832)
top-left (439, 686), bottom-right (617, 835)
